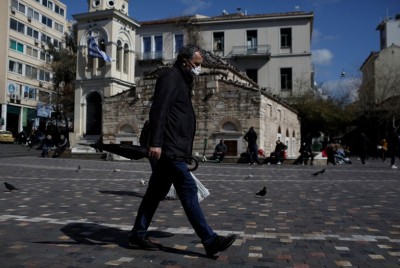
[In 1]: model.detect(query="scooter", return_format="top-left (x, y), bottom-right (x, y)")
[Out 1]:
top-left (200, 138), bottom-right (218, 163)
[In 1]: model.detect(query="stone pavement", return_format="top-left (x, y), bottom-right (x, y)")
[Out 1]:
top-left (0, 143), bottom-right (399, 267)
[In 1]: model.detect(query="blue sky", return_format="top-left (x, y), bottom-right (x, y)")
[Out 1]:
top-left (63, 0), bottom-right (399, 87)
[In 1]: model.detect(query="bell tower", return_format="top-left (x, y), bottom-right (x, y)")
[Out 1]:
top-left (88, 0), bottom-right (129, 15)
top-left (70, 0), bottom-right (140, 149)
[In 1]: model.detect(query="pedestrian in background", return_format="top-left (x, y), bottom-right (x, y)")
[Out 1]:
top-left (299, 142), bottom-right (313, 165)
top-left (129, 44), bottom-right (236, 257)
top-left (358, 132), bottom-right (369, 165)
top-left (387, 127), bottom-right (399, 169)
top-left (379, 138), bottom-right (388, 161)
top-left (213, 139), bottom-right (227, 162)
top-left (52, 134), bottom-right (68, 158)
top-left (326, 143), bottom-right (336, 165)
top-left (244, 127), bottom-right (260, 165)
top-left (41, 135), bottom-right (53, 157)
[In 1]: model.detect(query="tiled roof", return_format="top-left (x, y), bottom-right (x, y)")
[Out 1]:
top-left (139, 11), bottom-right (313, 26)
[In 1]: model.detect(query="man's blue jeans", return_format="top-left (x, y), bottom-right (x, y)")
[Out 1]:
top-left (248, 143), bottom-right (259, 163)
top-left (132, 159), bottom-right (216, 245)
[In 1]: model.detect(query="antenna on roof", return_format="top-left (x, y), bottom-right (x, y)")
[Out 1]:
top-left (222, 9), bottom-right (228, 15)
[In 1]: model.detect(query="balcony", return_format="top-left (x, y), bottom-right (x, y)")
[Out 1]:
top-left (137, 51), bottom-right (164, 61)
top-left (230, 45), bottom-right (271, 57)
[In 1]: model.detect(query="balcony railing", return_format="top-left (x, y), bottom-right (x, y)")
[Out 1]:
top-left (230, 45), bottom-right (271, 57)
top-left (137, 51), bottom-right (164, 61)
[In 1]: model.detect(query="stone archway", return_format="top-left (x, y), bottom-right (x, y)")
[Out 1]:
top-left (86, 92), bottom-right (102, 135)
top-left (212, 117), bottom-right (243, 156)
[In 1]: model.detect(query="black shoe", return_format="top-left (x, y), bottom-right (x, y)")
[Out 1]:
top-left (128, 236), bottom-right (161, 251)
top-left (204, 234), bottom-right (236, 257)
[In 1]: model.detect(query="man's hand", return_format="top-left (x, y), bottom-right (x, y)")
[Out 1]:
top-left (149, 147), bottom-right (162, 159)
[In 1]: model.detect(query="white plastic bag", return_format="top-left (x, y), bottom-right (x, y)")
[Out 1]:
top-left (165, 172), bottom-right (210, 202)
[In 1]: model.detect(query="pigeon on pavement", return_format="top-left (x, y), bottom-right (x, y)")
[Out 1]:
top-left (255, 186), bottom-right (267, 196)
top-left (311, 168), bottom-right (326, 176)
top-left (4, 182), bottom-right (18, 191)
top-left (76, 165), bottom-right (81, 172)
top-left (139, 178), bottom-right (148, 186)
top-left (244, 173), bottom-right (254, 180)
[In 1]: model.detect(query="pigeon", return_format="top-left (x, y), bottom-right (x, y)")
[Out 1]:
top-left (76, 165), bottom-right (81, 172)
top-left (311, 168), bottom-right (326, 176)
top-left (255, 186), bottom-right (267, 197)
top-left (4, 182), bottom-right (18, 191)
top-left (139, 178), bottom-right (148, 186)
top-left (113, 169), bottom-right (121, 172)
top-left (244, 173), bottom-right (254, 180)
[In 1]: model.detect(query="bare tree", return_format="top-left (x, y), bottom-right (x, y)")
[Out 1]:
top-left (359, 59), bottom-right (400, 129)
top-left (44, 26), bottom-right (77, 133)
top-left (175, 17), bottom-right (204, 48)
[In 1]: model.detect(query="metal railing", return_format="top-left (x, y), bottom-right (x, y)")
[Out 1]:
top-left (230, 45), bottom-right (271, 56)
top-left (137, 51), bottom-right (164, 61)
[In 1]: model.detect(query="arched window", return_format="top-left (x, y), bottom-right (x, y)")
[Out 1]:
top-left (119, 124), bottom-right (134, 134)
top-left (222, 122), bottom-right (238, 132)
top-left (98, 38), bottom-right (106, 68)
top-left (286, 129), bottom-right (289, 137)
top-left (116, 40), bottom-right (122, 71)
top-left (123, 43), bottom-right (129, 73)
top-left (292, 130), bottom-right (295, 138)
top-left (278, 126), bottom-right (281, 133)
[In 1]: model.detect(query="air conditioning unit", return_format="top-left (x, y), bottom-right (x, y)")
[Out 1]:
top-left (16, 95), bottom-right (21, 100)
top-left (28, 16), bottom-right (32, 22)
top-left (41, 41), bottom-right (46, 47)
top-left (34, 39), bottom-right (39, 45)
top-left (11, 93), bottom-right (16, 99)
top-left (11, 6), bottom-right (17, 14)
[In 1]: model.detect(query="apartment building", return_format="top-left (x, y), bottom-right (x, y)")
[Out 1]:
top-left (135, 10), bottom-right (314, 99)
top-left (0, 0), bottom-right (68, 136)
top-left (377, 14), bottom-right (400, 50)
top-left (359, 15), bottom-right (400, 111)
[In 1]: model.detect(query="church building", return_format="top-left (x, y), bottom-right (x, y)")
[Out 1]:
top-left (70, 0), bottom-right (301, 159)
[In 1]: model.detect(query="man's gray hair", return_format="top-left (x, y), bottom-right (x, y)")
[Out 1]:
top-left (176, 44), bottom-right (201, 63)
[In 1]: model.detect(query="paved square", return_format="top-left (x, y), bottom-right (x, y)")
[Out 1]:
top-left (0, 148), bottom-right (399, 267)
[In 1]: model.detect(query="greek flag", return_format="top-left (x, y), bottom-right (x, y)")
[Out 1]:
top-left (88, 34), bottom-right (112, 62)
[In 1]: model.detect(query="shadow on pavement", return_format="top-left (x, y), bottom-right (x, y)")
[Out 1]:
top-left (33, 223), bottom-right (208, 257)
top-left (98, 190), bottom-right (144, 198)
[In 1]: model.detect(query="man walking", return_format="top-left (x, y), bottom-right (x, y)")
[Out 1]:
top-left (129, 45), bottom-right (236, 256)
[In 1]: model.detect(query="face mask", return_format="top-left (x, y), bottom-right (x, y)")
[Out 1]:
top-left (191, 66), bottom-right (201, 75)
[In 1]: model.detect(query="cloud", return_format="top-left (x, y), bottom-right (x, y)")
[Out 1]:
top-left (312, 29), bottom-right (340, 46)
top-left (305, 0), bottom-right (344, 8)
top-left (312, 49), bottom-right (333, 65)
top-left (180, 0), bottom-right (212, 15)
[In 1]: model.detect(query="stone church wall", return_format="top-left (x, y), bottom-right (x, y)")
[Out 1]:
top-left (102, 72), bottom-right (301, 158)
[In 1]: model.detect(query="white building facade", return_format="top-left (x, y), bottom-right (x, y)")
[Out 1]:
top-left (135, 11), bottom-right (314, 100)
top-left (69, 0), bottom-right (139, 148)
top-left (0, 0), bottom-right (68, 135)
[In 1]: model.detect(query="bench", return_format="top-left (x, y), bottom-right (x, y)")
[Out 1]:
top-left (48, 148), bottom-right (72, 158)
